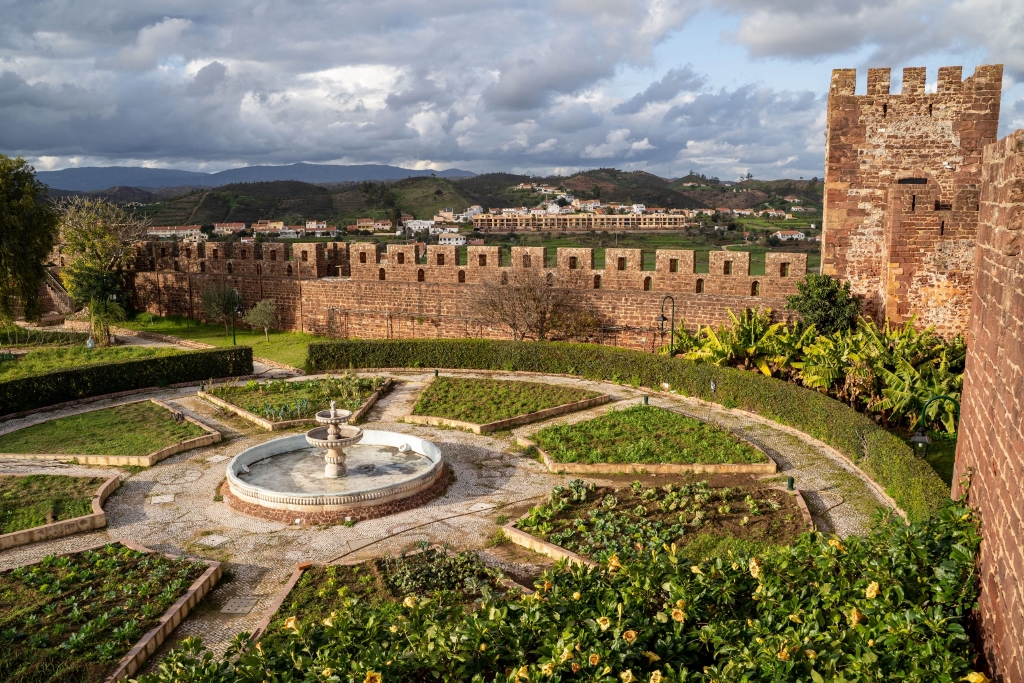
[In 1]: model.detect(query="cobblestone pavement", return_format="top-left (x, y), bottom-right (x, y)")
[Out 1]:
top-left (0, 370), bottom-right (892, 667)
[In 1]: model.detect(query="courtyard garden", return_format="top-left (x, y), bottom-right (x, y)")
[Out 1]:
top-left (204, 374), bottom-right (388, 423)
top-left (514, 479), bottom-right (804, 563)
top-left (532, 405), bottom-right (768, 465)
top-left (0, 542), bottom-right (209, 683)
top-left (411, 376), bottom-right (600, 425)
top-left (0, 402), bottom-right (206, 457)
top-left (0, 475), bottom-right (106, 535)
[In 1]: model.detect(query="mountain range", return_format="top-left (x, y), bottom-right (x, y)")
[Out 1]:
top-left (36, 163), bottom-right (476, 192)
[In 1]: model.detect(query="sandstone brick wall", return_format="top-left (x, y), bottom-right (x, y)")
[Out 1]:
top-left (822, 64), bottom-right (1002, 337)
top-left (954, 129), bottom-right (1024, 683)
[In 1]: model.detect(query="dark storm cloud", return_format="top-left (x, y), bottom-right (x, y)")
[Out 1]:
top-left (614, 66), bottom-right (706, 115)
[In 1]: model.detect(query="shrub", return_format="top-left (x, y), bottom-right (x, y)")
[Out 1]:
top-left (786, 273), bottom-right (861, 335)
top-left (0, 346), bottom-right (253, 415)
top-left (307, 339), bottom-right (948, 522)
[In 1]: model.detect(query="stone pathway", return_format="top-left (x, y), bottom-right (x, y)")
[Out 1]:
top-left (0, 369), bottom-right (892, 666)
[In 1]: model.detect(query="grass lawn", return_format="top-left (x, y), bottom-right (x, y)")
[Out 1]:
top-left (0, 346), bottom-right (183, 381)
top-left (0, 474), bottom-right (106, 534)
top-left (533, 404), bottom-right (767, 465)
top-left (122, 314), bottom-right (326, 368)
top-left (411, 376), bottom-right (599, 425)
top-left (0, 325), bottom-right (89, 349)
top-left (0, 401), bottom-right (206, 456)
top-left (207, 374), bottom-right (386, 421)
top-left (515, 479), bottom-right (804, 563)
top-left (0, 543), bottom-right (207, 681)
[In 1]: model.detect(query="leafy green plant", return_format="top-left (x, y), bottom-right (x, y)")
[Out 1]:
top-left (412, 376), bottom-right (599, 424)
top-left (209, 374), bottom-right (385, 421)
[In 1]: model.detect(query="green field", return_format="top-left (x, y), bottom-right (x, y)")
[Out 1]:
top-left (0, 345), bottom-right (183, 381)
top-left (0, 401), bottom-right (206, 456)
top-left (412, 376), bottom-right (599, 425)
top-left (0, 474), bottom-right (107, 534)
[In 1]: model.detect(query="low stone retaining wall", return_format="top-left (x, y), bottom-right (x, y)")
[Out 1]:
top-left (0, 399), bottom-right (221, 467)
top-left (516, 436), bottom-right (778, 475)
top-left (0, 474), bottom-right (120, 551)
top-left (197, 379), bottom-right (393, 431)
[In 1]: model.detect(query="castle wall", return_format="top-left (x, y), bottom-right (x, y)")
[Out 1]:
top-left (954, 130), bottom-right (1024, 683)
top-left (822, 65), bottom-right (1002, 336)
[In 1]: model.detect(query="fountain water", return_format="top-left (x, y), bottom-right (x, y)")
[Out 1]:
top-left (304, 400), bottom-right (363, 477)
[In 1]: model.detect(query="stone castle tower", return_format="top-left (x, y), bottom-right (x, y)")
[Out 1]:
top-left (821, 65), bottom-right (1003, 336)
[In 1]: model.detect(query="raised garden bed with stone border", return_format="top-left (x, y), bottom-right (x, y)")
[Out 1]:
top-left (198, 375), bottom-right (392, 430)
top-left (0, 474), bottom-right (120, 551)
top-left (404, 375), bottom-right (610, 434)
top-left (518, 404), bottom-right (777, 475)
top-left (0, 540), bottom-right (220, 683)
top-left (504, 479), bottom-right (813, 567)
top-left (0, 399), bottom-right (221, 467)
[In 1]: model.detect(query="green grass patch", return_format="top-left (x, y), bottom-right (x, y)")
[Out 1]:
top-left (0, 475), bottom-right (106, 534)
top-left (207, 374), bottom-right (386, 422)
top-left (411, 376), bottom-right (599, 424)
top-left (0, 346), bottom-right (183, 381)
top-left (0, 401), bottom-right (206, 457)
top-left (515, 479), bottom-right (803, 564)
top-left (0, 542), bottom-right (207, 682)
top-left (122, 315), bottom-right (326, 368)
top-left (534, 405), bottom-right (767, 465)
top-left (0, 325), bottom-right (89, 349)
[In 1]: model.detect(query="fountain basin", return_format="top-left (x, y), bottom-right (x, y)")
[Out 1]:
top-left (305, 425), bottom-right (363, 450)
top-left (224, 430), bottom-right (445, 523)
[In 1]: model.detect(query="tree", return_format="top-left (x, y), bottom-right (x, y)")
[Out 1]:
top-left (244, 299), bottom-right (279, 342)
top-left (0, 156), bottom-right (59, 321)
top-left (786, 273), bottom-right (861, 336)
top-left (471, 267), bottom-right (601, 341)
top-left (201, 283), bottom-right (242, 333)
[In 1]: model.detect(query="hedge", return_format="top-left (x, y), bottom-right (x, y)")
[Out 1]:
top-left (0, 347), bottom-right (253, 416)
top-left (308, 339), bottom-right (949, 522)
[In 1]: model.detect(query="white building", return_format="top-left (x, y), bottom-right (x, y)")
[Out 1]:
top-left (147, 225), bottom-right (202, 239)
top-left (429, 224), bottom-right (460, 235)
top-left (437, 234), bottom-right (466, 246)
top-left (279, 228), bottom-right (303, 239)
top-left (631, 204), bottom-right (646, 214)
top-left (404, 220), bottom-right (435, 232)
top-left (772, 230), bottom-right (806, 241)
top-left (213, 222), bottom-right (246, 235)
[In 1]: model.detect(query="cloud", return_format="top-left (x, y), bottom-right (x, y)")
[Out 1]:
top-left (614, 65), bottom-right (706, 114)
top-left (187, 61), bottom-right (227, 96)
top-left (113, 17), bottom-right (193, 71)
top-left (582, 129), bottom-right (655, 158)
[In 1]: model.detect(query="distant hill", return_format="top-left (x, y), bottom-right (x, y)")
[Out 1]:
top-left (36, 163), bottom-right (475, 192)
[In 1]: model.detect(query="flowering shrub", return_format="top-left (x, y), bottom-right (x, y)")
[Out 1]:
top-left (138, 496), bottom-right (983, 683)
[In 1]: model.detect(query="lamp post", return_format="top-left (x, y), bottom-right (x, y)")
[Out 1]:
top-left (229, 289), bottom-right (242, 346)
top-left (909, 395), bottom-right (961, 459)
top-left (655, 295), bottom-right (676, 356)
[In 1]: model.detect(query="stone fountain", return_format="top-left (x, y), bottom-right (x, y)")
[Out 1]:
top-left (304, 401), bottom-right (363, 478)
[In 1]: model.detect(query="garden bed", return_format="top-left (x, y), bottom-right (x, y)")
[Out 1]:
top-left (406, 376), bottom-right (609, 434)
top-left (522, 404), bottom-right (776, 475)
top-left (0, 346), bottom-right (184, 382)
top-left (0, 399), bottom-right (221, 467)
top-left (252, 545), bottom-right (523, 648)
top-left (198, 374), bottom-right (391, 430)
top-left (509, 479), bottom-right (810, 565)
top-left (0, 540), bottom-right (220, 683)
top-left (0, 474), bottom-right (120, 551)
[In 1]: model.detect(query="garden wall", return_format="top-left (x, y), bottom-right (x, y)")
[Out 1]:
top-left (954, 129), bottom-right (1024, 683)
top-left (307, 338), bottom-right (949, 522)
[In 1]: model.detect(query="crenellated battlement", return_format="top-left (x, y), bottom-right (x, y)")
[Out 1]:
top-left (829, 64), bottom-right (1000, 98)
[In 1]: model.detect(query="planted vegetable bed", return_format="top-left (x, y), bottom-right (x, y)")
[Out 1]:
top-left (0, 542), bottom-right (208, 683)
top-left (411, 376), bottom-right (599, 424)
top-left (534, 405), bottom-right (767, 465)
top-left (515, 479), bottom-right (805, 563)
top-left (206, 374), bottom-right (386, 422)
top-left (0, 475), bottom-right (106, 535)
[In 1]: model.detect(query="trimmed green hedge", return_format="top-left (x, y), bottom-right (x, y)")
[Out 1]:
top-left (308, 339), bottom-right (949, 522)
top-left (0, 347), bottom-right (253, 415)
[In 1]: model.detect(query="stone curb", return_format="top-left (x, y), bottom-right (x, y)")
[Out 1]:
top-left (0, 473), bottom-right (120, 551)
top-left (197, 378), bottom-right (394, 431)
top-left (0, 399), bottom-right (222, 467)
top-left (516, 435), bottom-right (777, 476)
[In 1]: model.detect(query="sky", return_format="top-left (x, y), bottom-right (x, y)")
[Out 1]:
top-left (1, 0), bottom-right (1022, 181)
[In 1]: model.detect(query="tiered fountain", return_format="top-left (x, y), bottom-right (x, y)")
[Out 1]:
top-left (224, 401), bottom-right (445, 523)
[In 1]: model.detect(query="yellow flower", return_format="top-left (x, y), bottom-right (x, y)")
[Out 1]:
top-left (848, 607), bottom-right (865, 626)
top-left (650, 672), bottom-right (663, 683)
top-left (868, 639), bottom-right (874, 647)
top-left (322, 617), bottom-right (334, 627)
top-left (749, 557), bottom-right (762, 579)
top-left (403, 596), bottom-right (417, 608)
top-left (644, 651), bottom-right (661, 663)
top-left (573, 591), bottom-right (581, 600)
top-left (589, 653), bottom-right (601, 666)
top-left (559, 648), bottom-right (573, 662)
top-left (755, 637), bottom-right (764, 644)
top-left (608, 554), bottom-right (623, 571)
top-left (540, 662), bottom-right (554, 676)
top-left (671, 608), bottom-right (685, 623)
top-left (676, 599), bottom-right (686, 608)
top-left (517, 666), bottom-right (529, 680)
top-left (571, 663), bottom-right (581, 673)
top-left (732, 562), bottom-right (739, 570)
top-left (865, 581), bottom-right (880, 599)
top-left (829, 538), bottom-right (846, 552)
top-left (747, 618), bottom-right (755, 627)
top-left (622, 630), bottom-right (637, 644)
top-left (777, 649), bottom-right (790, 661)
top-left (363, 673), bottom-right (381, 683)
top-left (597, 616), bottom-right (612, 630)
top-left (690, 565), bottom-right (703, 575)
top-left (480, 642), bottom-right (487, 652)
top-left (602, 666), bottom-right (612, 676)
top-left (322, 668), bottom-right (334, 678)
top-left (543, 581), bottom-right (554, 591)
top-left (961, 673), bottom-right (990, 683)
top-left (389, 625), bottom-right (398, 633)
top-left (788, 614), bottom-right (802, 623)
top-left (806, 650), bottom-right (816, 659)
top-left (255, 642), bottom-right (263, 653)
top-left (620, 670), bottom-right (636, 683)
top-left (284, 616), bottom-right (299, 632)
